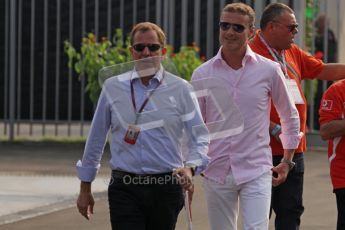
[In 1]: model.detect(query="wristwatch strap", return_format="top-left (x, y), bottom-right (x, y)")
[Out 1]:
top-left (280, 158), bottom-right (296, 170)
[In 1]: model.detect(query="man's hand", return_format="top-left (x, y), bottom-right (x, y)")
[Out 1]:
top-left (273, 131), bottom-right (282, 143)
top-left (173, 167), bottom-right (194, 203)
top-left (271, 163), bottom-right (290, 187)
top-left (270, 122), bottom-right (282, 143)
top-left (77, 182), bottom-right (94, 220)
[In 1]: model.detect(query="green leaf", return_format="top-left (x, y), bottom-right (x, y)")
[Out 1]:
top-left (64, 29), bottom-right (204, 104)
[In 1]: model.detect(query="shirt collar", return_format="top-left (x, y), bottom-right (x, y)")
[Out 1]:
top-left (131, 65), bottom-right (164, 84)
top-left (251, 30), bottom-right (276, 57)
top-left (212, 45), bottom-right (258, 66)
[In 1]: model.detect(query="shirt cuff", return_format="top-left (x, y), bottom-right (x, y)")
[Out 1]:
top-left (76, 160), bottom-right (100, 182)
top-left (184, 155), bottom-right (210, 176)
top-left (279, 132), bottom-right (304, 150)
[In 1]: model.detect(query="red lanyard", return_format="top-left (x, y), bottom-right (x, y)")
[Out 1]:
top-left (130, 71), bottom-right (165, 118)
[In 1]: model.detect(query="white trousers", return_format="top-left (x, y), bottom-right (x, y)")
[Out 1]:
top-left (203, 171), bottom-right (271, 230)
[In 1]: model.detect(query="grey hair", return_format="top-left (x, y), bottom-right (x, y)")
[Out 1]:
top-left (260, 3), bottom-right (294, 29)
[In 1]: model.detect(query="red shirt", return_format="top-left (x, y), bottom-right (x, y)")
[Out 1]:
top-left (319, 80), bottom-right (345, 189)
top-left (249, 31), bottom-right (324, 155)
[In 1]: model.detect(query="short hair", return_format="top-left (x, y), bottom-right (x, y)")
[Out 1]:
top-left (260, 3), bottom-right (294, 29)
top-left (130, 22), bottom-right (166, 46)
top-left (222, 3), bottom-right (255, 27)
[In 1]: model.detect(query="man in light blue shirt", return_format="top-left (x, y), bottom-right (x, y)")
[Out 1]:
top-left (76, 22), bottom-right (209, 230)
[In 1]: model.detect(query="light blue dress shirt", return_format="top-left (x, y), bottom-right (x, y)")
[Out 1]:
top-left (77, 68), bottom-right (210, 182)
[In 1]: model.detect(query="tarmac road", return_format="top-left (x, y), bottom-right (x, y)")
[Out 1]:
top-left (0, 142), bottom-right (336, 230)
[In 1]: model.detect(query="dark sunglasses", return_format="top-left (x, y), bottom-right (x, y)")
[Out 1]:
top-left (274, 21), bottom-right (298, 32)
top-left (219, 22), bottom-right (246, 33)
top-left (132, 43), bottom-right (162, 52)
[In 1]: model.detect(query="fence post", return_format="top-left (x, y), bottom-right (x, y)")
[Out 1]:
top-left (9, 0), bottom-right (17, 141)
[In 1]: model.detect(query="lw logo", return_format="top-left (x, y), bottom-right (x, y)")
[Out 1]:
top-left (321, 99), bottom-right (333, 110)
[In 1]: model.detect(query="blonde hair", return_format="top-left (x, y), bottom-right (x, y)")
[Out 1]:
top-left (223, 3), bottom-right (255, 27)
top-left (130, 22), bottom-right (166, 46)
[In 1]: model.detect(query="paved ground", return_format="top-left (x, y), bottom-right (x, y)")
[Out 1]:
top-left (0, 141), bottom-right (336, 229)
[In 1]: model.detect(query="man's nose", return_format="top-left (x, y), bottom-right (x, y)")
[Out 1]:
top-left (142, 47), bottom-right (150, 55)
top-left (225, 26), bottom-right (236, 35)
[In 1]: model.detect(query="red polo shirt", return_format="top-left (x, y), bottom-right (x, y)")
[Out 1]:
top-left (249, 30), bottom-right (324, 155)
top-left (319, 80), bottom-right (345, 189)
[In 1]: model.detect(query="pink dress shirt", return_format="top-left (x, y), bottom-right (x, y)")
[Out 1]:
top-left (191, 46), bottom-right (301, 185)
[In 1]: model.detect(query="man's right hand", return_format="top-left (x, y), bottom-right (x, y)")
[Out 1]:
top-left (173, 167), bottom-right (194, 204)
top-left (77, 182), bottom-right (94, 220)
top-left (271, 163), bottom-right (290, 186)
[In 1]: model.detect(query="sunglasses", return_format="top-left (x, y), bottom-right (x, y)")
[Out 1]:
top-left (219, 22), bottom-right (246, 33)
top-left (273, 21), bottom-right (299, 32)
top-left (132, 43), bottom-right (162, 52)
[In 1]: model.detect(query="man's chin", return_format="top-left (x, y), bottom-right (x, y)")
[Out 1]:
top-left (285, 42), bottom-right (293, 49)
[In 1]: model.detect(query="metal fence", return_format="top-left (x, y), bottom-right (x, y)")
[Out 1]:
top-left (0, 0), bottom-right (341, 140)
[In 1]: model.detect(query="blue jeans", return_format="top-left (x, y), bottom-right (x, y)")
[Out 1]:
top-left (271, 153), bottom-right (305, 230)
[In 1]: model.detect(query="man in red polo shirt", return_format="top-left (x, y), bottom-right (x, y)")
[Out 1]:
top-left (250, 3), bottom-right (345, 229)
top-left (319, 80), bottom-right (345, 230)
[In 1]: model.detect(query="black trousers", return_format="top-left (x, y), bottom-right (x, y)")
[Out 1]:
top-left (335, 188), bottom-right (345, 230)
top-left (271, 153), bottom-right (305, 230)
top-left (108, 170), bottom-right (184, 230)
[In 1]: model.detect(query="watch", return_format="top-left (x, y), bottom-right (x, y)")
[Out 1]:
top-left (280, 158), bottom-right (296, 170)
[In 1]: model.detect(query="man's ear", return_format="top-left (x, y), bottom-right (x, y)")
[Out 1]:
top-left (249, 26), bottom-right (255, 38)
top-left (267, 21), bottom-right (276, 31)
top-left (161, 47), bottom-right (167, 55)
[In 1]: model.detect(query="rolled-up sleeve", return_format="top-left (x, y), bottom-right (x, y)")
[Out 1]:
top-left (76, 90), bottom-right (111, 182)
top-left (271, 66), bottom-right (302, 149)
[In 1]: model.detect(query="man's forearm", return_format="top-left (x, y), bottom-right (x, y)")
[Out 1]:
top-left (80, 181), bottom-right (92, 193)
top-left (320, 120), bottom-right (345, 140)
top-left (316, 63), bottom-right (345, 80)
top-left (283, 149), bottom-right (295, 161)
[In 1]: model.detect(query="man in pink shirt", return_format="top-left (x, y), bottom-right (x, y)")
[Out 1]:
top-left (191, 3), bottom-right (301, 229)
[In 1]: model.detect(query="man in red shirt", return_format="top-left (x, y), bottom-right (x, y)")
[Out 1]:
top-left (319, 80), bottom-right (345, 230)
top-left (250, 3), bottom-right (345, 229)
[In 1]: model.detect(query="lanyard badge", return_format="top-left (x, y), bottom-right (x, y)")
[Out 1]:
top-left (259, 34), bottom-right (304, 104)
top-left (123, 71), bottom-right (165, 145)
top-left (285, 79), bottom-right (305, 104)
top-left (124, 124), bottom-right (141, 144)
